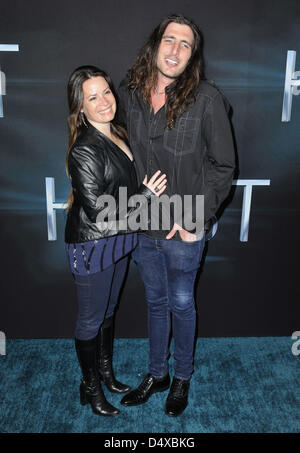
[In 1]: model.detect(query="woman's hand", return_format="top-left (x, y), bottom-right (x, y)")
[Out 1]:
top-left (143, 170), bottom-right (167, 196)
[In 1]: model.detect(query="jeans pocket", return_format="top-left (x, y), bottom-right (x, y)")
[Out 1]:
top-left (180, 237), bottom-right (201, 244)
top-left (179, 231), bottom-right (204, 244)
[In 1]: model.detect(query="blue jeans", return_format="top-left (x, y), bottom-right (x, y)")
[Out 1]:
top-left (132, 234), bottom-right (205, 380)
top-left (73, 255), bottom-right (129, 340)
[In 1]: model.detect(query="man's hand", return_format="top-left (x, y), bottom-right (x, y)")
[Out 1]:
top-left (166, 223), bottom-right (197, 242)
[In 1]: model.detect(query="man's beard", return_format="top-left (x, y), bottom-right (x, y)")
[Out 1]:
top-left (157, 65), bottom-right (180, 80)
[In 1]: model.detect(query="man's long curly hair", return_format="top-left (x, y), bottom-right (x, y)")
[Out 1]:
top-left (126, 14), bottom-right (205, 129)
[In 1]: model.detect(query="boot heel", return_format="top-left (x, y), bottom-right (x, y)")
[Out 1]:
top-left (80, 385), bottom-right (88, 406)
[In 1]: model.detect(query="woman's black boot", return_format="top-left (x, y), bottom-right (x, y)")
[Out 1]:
top-left (75, 336), bottom-right (120, 416)
top-left (97, 316), bottom-right (131, 394)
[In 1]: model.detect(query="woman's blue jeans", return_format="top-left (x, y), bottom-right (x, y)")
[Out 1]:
top-left (132, 234), bottom-right (205, 381)
top-left (73, 255), bottom-right (129, 340)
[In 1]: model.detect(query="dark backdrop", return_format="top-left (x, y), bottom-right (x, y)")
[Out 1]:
top-left (0, 0), bottom-right (299, 338)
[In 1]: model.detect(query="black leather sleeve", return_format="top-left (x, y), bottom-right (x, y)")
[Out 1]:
top-left (68, 145), bottom-right (107, 223)
top-left (69, 144), bottom-right (155, 231)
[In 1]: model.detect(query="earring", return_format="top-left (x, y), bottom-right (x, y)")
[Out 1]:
top-left (81, 112), bottom-right (88, 127)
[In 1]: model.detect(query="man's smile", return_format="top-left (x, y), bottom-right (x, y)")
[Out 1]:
top-left (165, 58), bottom-right (179, 67)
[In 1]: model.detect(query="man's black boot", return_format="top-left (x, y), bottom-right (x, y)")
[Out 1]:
top-left (121, 373), bottom-right (170, 406)
top-left (164, 377), bottom-right (190, 417)
top-left (96, 316), bottom-right (131, 394)
top-left (75, 337), bottom-right (120, 416)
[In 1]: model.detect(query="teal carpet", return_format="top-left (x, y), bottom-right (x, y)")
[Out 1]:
top-left (0, 337), bottom-right (299, 433)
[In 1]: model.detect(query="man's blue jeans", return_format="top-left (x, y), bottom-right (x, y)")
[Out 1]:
top-left (132, 234), bottom-right (205, 381)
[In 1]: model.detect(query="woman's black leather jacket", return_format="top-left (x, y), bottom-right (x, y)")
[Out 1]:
top-left (65, 123), bottom-right (153, 243)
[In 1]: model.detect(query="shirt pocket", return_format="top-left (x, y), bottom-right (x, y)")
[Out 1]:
top-left (163, 117), bottom-right (200, 156)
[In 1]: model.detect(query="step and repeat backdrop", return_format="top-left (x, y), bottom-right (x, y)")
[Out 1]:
top-left (0, 0), bottom-right (299, 338)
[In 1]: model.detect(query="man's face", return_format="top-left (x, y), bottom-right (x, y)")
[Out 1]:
top-left (156, 22), bottom-right (194, 80)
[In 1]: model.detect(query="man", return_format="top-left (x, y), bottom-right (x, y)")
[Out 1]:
top-left (118, 14), bottom-right (235, 416)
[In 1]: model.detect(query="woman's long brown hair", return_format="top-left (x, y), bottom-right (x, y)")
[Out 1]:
top-left (126, 14), bottom-right (205, 129)
top-left (65, 66), bottom-right (127, 210)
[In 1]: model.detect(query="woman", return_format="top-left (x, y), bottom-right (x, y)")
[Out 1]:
top-left (65, 66), bottom-right (166, 417)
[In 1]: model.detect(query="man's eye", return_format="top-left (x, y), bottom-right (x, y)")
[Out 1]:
top-left (105, 90), bottom-right (111, 94)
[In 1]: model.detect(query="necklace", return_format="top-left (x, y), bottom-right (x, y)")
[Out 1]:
top-left (154, 87), bottom-right (166, 97)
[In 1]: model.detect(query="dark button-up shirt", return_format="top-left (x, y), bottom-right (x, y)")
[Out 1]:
top-left (118, 79), bottom-right (235, 239)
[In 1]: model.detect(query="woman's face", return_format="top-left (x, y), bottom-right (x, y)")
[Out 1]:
top-left (80, 76), bottom-right (116, 126)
